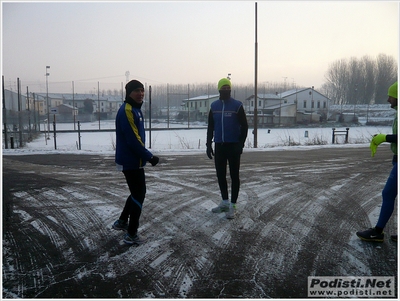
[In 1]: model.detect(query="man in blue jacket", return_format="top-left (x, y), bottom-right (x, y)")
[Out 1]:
top-left (206, 78), bottom-right (248, 219)
top-left (113, 79), bottom-right (159, 245)
top-left (356, 81), bottom-right (398, 242)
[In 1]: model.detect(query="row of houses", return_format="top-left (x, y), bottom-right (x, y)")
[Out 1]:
top-left (183, 87), bottom-right (330, 125)
top-left (3, 89), bottom-right (124, 122)
top-left (4, 87), bottom-right (331, 126)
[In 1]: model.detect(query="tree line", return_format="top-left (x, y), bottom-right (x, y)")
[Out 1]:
top-left (5, 54), bottom-right (396, 109)
top-left (321, 53), bottom-right (397, 105)
top-left (145, 53), bottom-right (397, 107)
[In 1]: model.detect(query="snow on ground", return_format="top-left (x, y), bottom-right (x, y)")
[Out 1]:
top-left (3, 121), bottom-right (397, 298)
top-left (2, 120), bottom-right (393, 156)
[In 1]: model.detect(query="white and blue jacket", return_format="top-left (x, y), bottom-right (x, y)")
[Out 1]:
top-left (207, 97), bottom-right (248, 146)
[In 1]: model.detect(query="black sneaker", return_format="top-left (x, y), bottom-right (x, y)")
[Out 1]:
top-left (123, 233), bottom-right (147, 245)
top-left (112, 219), bottom-right (128, 231)
top-left (390, 235), bottom-right (397, 242)
top-left (356, 228), bottom-right (384, 242)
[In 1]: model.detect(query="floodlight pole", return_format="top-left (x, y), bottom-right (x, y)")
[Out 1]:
top-left (98, 81), bottom-right (100, 130)
top-left (253, 2), bottom-right (258, 148)
top-left (72, 81), bottom-right (76, 131)
top-left (149, 85), bottom-right (152, 149)
top-left (2, 75), bottom-right (7, 149)
top-left (46, 66), bottom-right (50, 140)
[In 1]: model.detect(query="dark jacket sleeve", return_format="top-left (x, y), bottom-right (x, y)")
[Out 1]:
top-left (238, 105), bottom-right (248, 146)
top-left (386, 134), bottom-right (397, 143)
top-left (206, 109), bottom-right (214, 147)
top-left (121, 107), bottom-right (153, 161)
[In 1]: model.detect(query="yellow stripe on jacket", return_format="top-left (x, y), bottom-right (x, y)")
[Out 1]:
top-left (125, 103), bottom-right (145, 147)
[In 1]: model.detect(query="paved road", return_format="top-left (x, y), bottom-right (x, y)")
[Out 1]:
top-left (3, 147), bottom-right (397, 298)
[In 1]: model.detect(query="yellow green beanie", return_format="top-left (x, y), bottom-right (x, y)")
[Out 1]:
top-left (218, 78), bottom-right (232, 90)
top-left (388, 81), bottom-right (398, 99)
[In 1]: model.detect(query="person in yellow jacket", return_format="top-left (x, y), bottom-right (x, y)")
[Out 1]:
top-left (357, 81), bottom-right (398, 242)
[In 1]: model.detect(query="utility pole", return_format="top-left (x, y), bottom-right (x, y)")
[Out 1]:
top-left (72, 81), bottom-right (76, 130)
top-left (33, 93), bottom-right (38, 131)
top-left (167, 84), bottom-right (170, 128)
top-left (253, 2), bottom-right (258, 148)
top-left (27, 86), bottom-right (31, 140)
top-left (98, 81), bottom-right (100, 130)
top-left (2, 75), bottom-right (8, 149)
top-left (187, 84), bottom-right (190, 128)
top-left (149, 85), bottom-right (152, 148)
top-left (46, 66), bottom-right (50, 141)
top-left (17, 78), bottom-right (22, 147)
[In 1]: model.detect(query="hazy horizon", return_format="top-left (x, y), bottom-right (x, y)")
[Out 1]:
top-left (2, 1), bottom-right (399, 94)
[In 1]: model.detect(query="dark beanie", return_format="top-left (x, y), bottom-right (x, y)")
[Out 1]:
top-left (125, 80), bottom-right (144, 96)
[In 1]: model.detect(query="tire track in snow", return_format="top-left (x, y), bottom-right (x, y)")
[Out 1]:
top-left (285, 165), bottom-right (396, 295)
top-left (3, 161), bottom-right (138, 297)
top-left (3, 149), bottom-right (397, 298)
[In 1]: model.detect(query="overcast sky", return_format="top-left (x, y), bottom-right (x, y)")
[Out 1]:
top-left (2, 1), bottom-right (399, 93)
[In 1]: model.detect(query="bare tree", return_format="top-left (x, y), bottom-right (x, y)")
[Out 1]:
top-left (348, 57), bottom-right (362, 105)
top-left (359, 55), bottom-right (376, 105)
top-left (324, 53), bottom-right (397, 105)
top-left (375, 54), bottom-right (398, 104)
top-left (325, 58), bottom-right (349, 105)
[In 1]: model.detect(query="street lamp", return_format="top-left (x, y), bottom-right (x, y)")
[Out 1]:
top-left (46, 66), bottom-right (50, 140)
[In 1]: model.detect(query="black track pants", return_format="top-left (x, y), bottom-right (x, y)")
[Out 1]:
top-left (120, 168), bottom-right (146, 236)
top-left (214, 143), bottom-right (242, 203)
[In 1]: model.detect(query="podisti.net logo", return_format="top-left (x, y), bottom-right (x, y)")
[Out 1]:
top-left (308, 276), bottom-right (395, 298)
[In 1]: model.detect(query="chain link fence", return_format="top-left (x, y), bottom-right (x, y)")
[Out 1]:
top-left (3, 109), bottom-right (42, 149)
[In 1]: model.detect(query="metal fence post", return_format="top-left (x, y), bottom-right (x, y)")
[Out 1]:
top-left (3, 124), bottom-right (8, 149)
top-left (77, 121), bottom-right (81, 150)
top-left (53, 115), bottom-right (57, 150)
top-left (332, 128), bottom-right (335, 144)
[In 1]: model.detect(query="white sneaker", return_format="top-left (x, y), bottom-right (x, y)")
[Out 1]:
top-left (226, 204), bottom-right (237, 219)
top-left (212, 200), bottom-right (230, 213)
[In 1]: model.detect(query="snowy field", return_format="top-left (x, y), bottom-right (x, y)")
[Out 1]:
top-left (3, 121), bottom-right (397, 298)
top-left (2, 120), bottom-right (393, 156)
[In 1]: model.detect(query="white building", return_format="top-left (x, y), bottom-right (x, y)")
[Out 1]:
top-left (30, 92), bottom-right (124, 118)
top-left (281, 87), bottom-right (330, 123)
top-left (245, 93), bottom-right (296, 126)
top-left (182, 94), bottom-right (219, 120)
top-left (246, 87), bottom-right (331, 125)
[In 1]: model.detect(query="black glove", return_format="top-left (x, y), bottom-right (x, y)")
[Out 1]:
top-left (206, 146), bottom-right (214, 159)
top-left (240, 142), bottom-right (244, 154)
top-left (148, 156), bottom-right (159, 166)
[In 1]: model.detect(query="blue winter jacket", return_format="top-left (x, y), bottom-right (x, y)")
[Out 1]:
top-left (115, 99), bottom-right (153, 170)
top-left (207, 97), bottom-right (248, 145)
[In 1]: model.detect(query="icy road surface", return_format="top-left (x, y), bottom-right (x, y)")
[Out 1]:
top-left (3, 147), bottom-right (397, 298)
